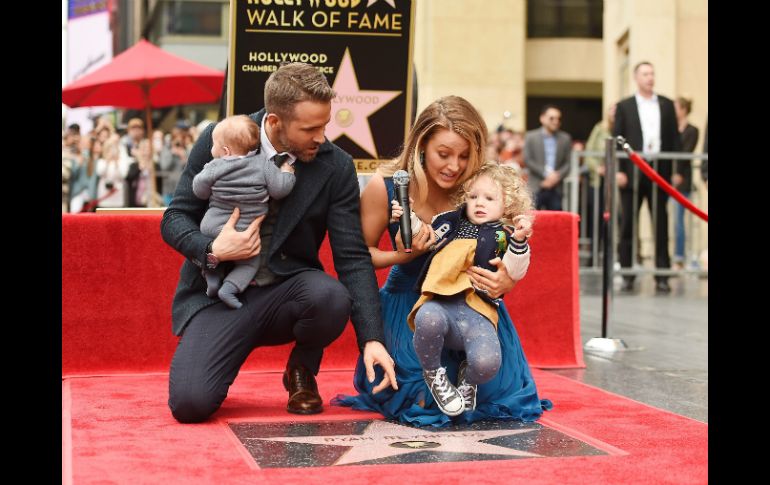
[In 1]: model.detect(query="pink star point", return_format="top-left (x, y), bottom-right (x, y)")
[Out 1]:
top-left (326, 48), bottom-right (401, 158)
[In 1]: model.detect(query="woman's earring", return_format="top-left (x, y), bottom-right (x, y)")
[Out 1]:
top-left (419, 151), bottom-right (425, 167)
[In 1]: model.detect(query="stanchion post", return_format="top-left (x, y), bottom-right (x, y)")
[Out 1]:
top-left (585, 136), bottom-right (628, 352)
top-left (601, 136), bottom-right (615, 338)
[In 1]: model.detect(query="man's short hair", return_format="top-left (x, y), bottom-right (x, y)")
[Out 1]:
top-left (67, 123), bottom-right (80, 134)
top-left (127, 118), bottom-right (145, 130)
top-left (264, 62), bottom-right (336, 121)
top-left (539, 104), bottom-right (561, 116)
top-left (633, 61), bottom-right (653, 73)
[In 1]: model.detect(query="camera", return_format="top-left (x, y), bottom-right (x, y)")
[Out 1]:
top-left (105, 182), bottom-right (114, 190)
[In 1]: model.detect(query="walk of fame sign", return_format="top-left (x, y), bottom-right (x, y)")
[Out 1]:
top-left (227, 0), bottom-right (415, 173)
top-left (229, 419), bottom-right (610, 468)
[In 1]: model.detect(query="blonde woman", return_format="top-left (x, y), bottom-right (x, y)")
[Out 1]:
top-left (334, 97), bottom-right (551, 427)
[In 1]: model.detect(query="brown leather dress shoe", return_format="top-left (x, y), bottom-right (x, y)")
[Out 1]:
top-left (283, 365), bottom-right (323, 415)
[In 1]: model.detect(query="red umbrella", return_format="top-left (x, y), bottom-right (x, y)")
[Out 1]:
top-left (62, 39), bottom-right (224, 206)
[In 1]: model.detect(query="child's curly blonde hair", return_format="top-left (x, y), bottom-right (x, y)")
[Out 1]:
top-left (455, 162), bottom-right (534, 226)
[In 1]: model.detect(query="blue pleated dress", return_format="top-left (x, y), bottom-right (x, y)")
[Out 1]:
top-left (332, 178), bottom-right (552, 427)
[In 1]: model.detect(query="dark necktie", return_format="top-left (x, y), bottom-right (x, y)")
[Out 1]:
top-left (273, 153), bottom-right (290, 167)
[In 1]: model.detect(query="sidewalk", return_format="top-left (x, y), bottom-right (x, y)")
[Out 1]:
top-left (547, 272), bottom-right (708, 422)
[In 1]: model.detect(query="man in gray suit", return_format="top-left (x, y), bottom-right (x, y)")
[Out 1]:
top-left (161, 63), bottom-right (397, 422)
top-left (523, 104), bottom-right (572, 210)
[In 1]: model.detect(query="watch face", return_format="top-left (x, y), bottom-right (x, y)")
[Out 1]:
top-left (206, 253), bottom-right (219, 268)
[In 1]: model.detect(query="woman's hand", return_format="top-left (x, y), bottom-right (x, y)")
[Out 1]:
top-left (389, 199), bottom-right (404, 224)
top-left (394, 218), bottom-right (436, 256)
top-left (467, 257), bottom-right (516, 299)
top-left (389, 198), bottom-right (420, 224)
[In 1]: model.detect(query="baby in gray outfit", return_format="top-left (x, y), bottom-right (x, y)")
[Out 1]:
top-left (192, 115), bottom-right (296, 308)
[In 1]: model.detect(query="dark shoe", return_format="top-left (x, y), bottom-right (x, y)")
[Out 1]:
top-left (620, 277), bottom-right (635, 293)
top-left (655, 280), bottom-right (671, 294)
top-left (423, 367), bottom-right (464, 416)
top-left (283, 364), bottom-right (323, 415)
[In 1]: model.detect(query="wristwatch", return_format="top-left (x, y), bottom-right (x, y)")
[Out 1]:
top-left (205, 241), bottom-right (219, 269)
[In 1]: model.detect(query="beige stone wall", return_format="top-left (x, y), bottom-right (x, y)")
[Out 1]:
top-left (413, 0), bottom-right (527, 131)
top-left (676, 0), bottom-right (708, 152)
top-left (414, 2), bottom-right (607, 131)
top-left (525, 39), bottom-right (603, 83)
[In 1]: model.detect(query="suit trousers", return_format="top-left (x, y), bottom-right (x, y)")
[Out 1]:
top-left (586, 182), bottom-right (605, 266)
top-left (535, 188), bottom-right (562, 211)
top-left (618, 182), bottom-right (671, 281)
top-left (168, 270), bottom-right (352, 423)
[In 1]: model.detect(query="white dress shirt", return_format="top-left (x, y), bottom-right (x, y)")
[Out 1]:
top-left (636, 93), bottom-right (660, 153)
top-left (260, 115), bottom-right (297, 166)
top-left (635, 92), bottom-right (661, 153)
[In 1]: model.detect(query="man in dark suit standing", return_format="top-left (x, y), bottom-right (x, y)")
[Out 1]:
top-left (613, 61), bottom-right (681, 293)
top-left (523, 104), bottom-right (572, 210)
top-left (161, 63), bottom-right (397, 422)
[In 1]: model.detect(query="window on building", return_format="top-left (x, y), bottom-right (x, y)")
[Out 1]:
top-left (164, 1), bottom-right (222, 37)
top-left (527, 0), bottom-right (603, 39)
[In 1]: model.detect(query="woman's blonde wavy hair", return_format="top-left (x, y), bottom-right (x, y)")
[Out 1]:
top-left (378, 96), bottom-right (488, 207)
top-left (456, 162), bottom-right (534, 227)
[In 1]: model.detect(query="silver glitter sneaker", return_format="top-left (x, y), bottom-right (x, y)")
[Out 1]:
top-left (423, 367), bottom-right (464, 416)
top-left (457, 360), bottom-right (477, 411)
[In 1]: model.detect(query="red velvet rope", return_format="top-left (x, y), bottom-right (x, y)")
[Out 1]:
top-left (620, 142), bottom-right (708, 222)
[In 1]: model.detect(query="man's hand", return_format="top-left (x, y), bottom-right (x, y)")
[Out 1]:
top-left (467, 258), bottom-right (516, 299)
top-left (541, 172), bottom-right (560, 189)
top-left (672, 173), bottom-right (684, 188)
top-left (363, 340), bottom-right (398, 393)
top-left (211, 208), bottom-right (266, 262)
top-left (616, 172), bottom-right (628, 189)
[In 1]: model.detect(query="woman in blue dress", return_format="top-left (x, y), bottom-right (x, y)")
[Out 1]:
top-left (333, 96), bottom-right (551, 427)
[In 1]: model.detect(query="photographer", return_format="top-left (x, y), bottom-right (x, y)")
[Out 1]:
top-left (62, 124), bottom-right (81, 212)
top-left (95, 135), bottom-right (129, 208)
top-left (159, 123), bottom-right (192, 205)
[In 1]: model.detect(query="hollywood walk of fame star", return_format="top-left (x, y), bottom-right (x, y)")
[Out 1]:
top-left (325, 48), bottom-right (402, 158)
top-left (248, 420), bottom-right (541, 466)
top-left (367, 0), bottom-right (396, 7)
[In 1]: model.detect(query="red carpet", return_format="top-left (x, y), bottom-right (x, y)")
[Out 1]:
top-left (63, 370), bottom-right (706, 484)
top-left (62, 212), bottom-right (693, 483)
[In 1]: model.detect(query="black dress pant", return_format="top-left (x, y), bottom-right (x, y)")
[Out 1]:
top-left (618, 182), bottom-right (671, 282)
top-left (585, 182), bottom-right (605, 266)
top-left (535, 187), bottom-right (562, 211)
top-left (168, 270), bottom-right (351, 423)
